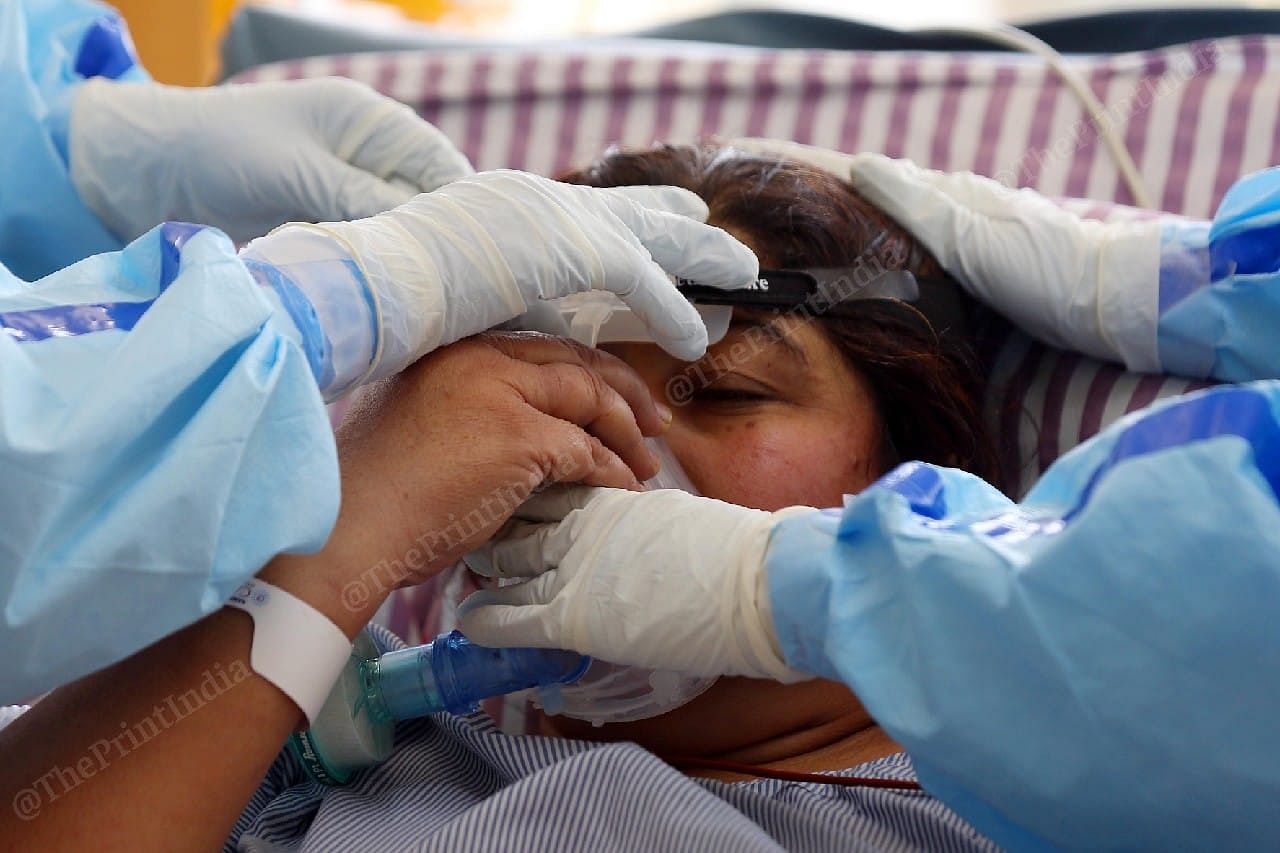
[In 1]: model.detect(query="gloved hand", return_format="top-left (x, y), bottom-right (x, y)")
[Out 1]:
top-left (70, 77), bottom-right (474, 243)
top-left (732, 138), bottom-right (1166, 372)
top-left (255, 170), bottom-right (758, 377)
top-left (460, 487), bottom-right (815, 681)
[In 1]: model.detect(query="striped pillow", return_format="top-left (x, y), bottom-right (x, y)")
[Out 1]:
top-left (271, 38), bottom-right (1264, 489)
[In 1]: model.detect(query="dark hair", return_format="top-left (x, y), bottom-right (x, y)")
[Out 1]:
top-left (560, 143), bottom-right (1003, 486)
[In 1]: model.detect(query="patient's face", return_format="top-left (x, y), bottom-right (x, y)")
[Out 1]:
top-left (605, 313), bottom-right (887, 509)
top-left (539, 313), bottom-right (894, 758)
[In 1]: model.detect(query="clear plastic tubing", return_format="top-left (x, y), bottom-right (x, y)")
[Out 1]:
top-left (364, 630), bottom-right (588, 722)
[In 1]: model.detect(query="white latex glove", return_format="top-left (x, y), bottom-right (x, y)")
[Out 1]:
top-left (70, 77), bottom-right (474, 243)
top-left (267, 171), bottom-right (759, 370)
top-left (733, 138), bottom-right (1165, 372)
top-left (460, 487), bottom-right (816, 681)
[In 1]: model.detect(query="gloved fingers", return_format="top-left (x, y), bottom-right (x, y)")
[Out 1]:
top-left (848, 154), bottom-right (1091, 286)
top-left (457, 590), bottom-right (563, 649)
top-left (850, 153), bottom-right (1056, 224)
top-left (598, 191), bottom-right (760, 289)
top-left (720, 147), bottom-right (981, 257)
top-left (463, 521), bottom-right (536, 578)
top-left (513, 359), bottom-right (658, 481)
top-left (306, 76), bottom-right (473, 193)
top-left (842, 154), bottom-right (943, 224)
top-left (388, 176), bottom-right (423, 197)
top-left (462, 515), bottom-right (533, 577)
top-left (510, 485), bottom-right (610, 523)
top-left (467, 518), bottom-right (575, 578)
top-left (320, 154), bottom-right (418, 221)
top-left (840, 154), bottom-right (982, 279)
top-left (594, 185), bottom-right (710, 222)
top-left (481, 563), bottom-right (565, 604)
top-left (344, 96), bottom-right (475, 192)
top-left (575, 209), bottom-right (712, 360)
top-left (729, 137), bottom-right (860, 177)
top-left (591, 196), bottom-right (757, 354)
top-left (605, 257), bottom-right (710, 361)
top-left (485, 333), bottom-right (668, 437)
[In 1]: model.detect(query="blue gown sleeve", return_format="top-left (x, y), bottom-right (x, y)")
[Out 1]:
top-left (1157, 168), bottom-right (1280, 382)
top-left (766, 383), bottom-right (1280, 850)
top-left (0, 0), bottom-right (147, 280)
top-left (0, 223), bottom-right (339, 704)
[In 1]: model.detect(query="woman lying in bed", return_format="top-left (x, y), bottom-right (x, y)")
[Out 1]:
top-left (228, 144), bottom-right (1006, 850)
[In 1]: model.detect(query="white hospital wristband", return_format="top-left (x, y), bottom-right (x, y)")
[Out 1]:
top-left (225, 579), bottom-right (353, 724)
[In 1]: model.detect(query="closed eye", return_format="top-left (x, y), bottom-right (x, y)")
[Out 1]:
top-left (691, 387), bottom-right (773, 405)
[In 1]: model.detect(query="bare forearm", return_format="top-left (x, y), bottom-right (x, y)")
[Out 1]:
top-left (0, 554), bottom-right (384, 850)
top-left (0, 333), bottom-right (666, 848)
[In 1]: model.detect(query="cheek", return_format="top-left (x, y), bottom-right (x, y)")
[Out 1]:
top-left (670, 416), bottom-right (882, 511)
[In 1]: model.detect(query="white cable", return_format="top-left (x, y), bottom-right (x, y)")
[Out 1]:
top-left (920, 23), bottom-right (1154, 209)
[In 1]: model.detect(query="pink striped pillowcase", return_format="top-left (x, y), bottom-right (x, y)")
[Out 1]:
top-left (271, 39), bottom-right (1270, 490)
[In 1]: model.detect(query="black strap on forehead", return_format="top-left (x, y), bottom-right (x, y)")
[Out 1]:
top-left (676, 267), bottom-right (972, 338)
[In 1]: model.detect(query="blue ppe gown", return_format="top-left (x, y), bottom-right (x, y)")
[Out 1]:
top-left (0, 223), bottom-right (341, 705)
top-left (1158, 166), bottom-right (1280, 381)
top-left (0, 0), bottom-right (343, 703)
top-left (770, 386), bottom-right (1280, 851)
top-left (766, 168), bottom-right (1280, 850)
top-left (0, 0), bottom-right (143, 280)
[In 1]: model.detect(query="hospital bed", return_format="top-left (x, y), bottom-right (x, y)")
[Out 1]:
top-left (227, 28), bottom-right (1279, 647)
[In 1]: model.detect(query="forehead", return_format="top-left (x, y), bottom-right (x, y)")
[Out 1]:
top-left (725, 309), bottom-right (821, 364)
top-left (599, 309), bottom-right (830, 376)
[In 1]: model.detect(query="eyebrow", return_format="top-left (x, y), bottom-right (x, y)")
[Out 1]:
top-left (726, 315), bottom-right (811, 367)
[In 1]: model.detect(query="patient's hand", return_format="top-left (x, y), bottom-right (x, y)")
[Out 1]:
top-left (0, 333), bottom-right (667, 848)
top-left (270, 332), bottom-right (669, 628)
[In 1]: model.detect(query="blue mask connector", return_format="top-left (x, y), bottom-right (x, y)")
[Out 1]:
top-left (364, 630), bottom-right (589, 721)
top-left (290, 630), bottom-right (587, 785)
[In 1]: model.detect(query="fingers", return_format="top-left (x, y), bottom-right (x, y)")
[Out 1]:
top-left (469, 572), bottom-right (562, 608)
top-left (347, 98), bottom-right (476, 192)
top-left (591, 190), bottom-right (759, 360)
top-left (599, 191), bottom-right (759, 289)
top-left (482, 521), bottom-right (572, 577)
top-left (320, 77), bottom-right (475, 192)
top-left (486, 333), bottom-right (668, 437)
top-left (466, 516), bottom-right (575, 578)
top-left (595, 185), bottom-right (710, 223)
top-left (323, 155), bottom-right (417, 221)
top-left (608, 259), bottom-right (711, 361)
top-left (457, 585), bottom-right (563, 649)
top-left (729, 137), bottom-right (860, 178)
top-left (844, 153), bottom-right (944, 225)
top-left (511, 360), bottom-right (657, 482)
top-left (464, 487), bottom-right (614, 583)
top-left (845, 154), bottom-right (1026, 282)
top-left (511, 486), bottom-right (607, 523)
